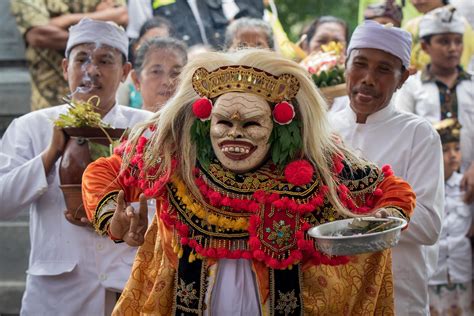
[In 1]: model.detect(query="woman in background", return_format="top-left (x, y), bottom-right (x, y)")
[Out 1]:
top-left (117, 16), bottom-right (175, 108)
top-left (130, 37), bottom-right (187, 112)
top-left (300, 16), bottom-right (349, 55)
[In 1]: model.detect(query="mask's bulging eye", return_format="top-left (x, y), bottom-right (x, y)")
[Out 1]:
top-left (243, 121), bottom-right (260, 128)
top-left (217, 120), bottom-right (233, 127)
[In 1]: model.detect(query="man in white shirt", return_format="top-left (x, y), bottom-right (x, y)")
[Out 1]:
top-left (330, 21), bottom-right (444, 315)
top-left (0, 19), bottom-right (151, 315)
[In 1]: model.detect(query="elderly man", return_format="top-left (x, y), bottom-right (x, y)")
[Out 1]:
top-left (329, 21), bottom-right (444, 315)
top-left (0, 19), bottom-right (150, 315)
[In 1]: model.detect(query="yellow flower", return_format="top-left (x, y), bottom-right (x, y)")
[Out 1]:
top-left (321, 41), bottom-right (343, 55)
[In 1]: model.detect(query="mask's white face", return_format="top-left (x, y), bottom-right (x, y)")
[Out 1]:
top-left (210, 92), bottom-right (273, 173)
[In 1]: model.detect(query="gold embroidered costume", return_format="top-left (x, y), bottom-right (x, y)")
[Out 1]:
top-left (82, 49), bottom-right (416, 315)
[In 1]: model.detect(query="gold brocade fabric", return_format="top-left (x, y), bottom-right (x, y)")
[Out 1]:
top-left (302, 252), bottom-right (394, 315)
top-left (114, 204), bottom-right (395, 316)
top-left (114, 213), bottom-right (176, 316)
top-left (107, 159), bottom-right (412, 315)
top-left (10, 0), bottom-right (125, 110)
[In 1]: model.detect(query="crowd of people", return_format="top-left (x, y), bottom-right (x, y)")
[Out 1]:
top-left (1, 0), bottom-right (473, 315)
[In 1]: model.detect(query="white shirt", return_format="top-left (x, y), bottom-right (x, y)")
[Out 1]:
top-left (429, 172), bottom-right (473, 285)
top-left (205, 259), bottom-right (260, 316)
top-left (329, 95), bottom-right (349, 113)
top-left (126, 0), bottom-right (153, 39)
top-left (329, 103), bottom-right (444, 316)
top-left (395, 71), bottom-right (474, 171)
top-left (0, 104), bottom-right (151, 315)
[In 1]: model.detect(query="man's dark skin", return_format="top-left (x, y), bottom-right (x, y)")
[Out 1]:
top-left (41, 42), bottom-right (131, 227)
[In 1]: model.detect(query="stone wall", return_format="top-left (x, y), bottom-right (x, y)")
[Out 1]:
top-left (0, 1), bottom-right (31, 315)
top-left (0, 0), bottom-right (30, 135)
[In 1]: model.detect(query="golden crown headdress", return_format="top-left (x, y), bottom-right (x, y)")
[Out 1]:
top-left (191, 65), bottom-right (300, 103)
top-left (434, 118), bottom-right (461, 144)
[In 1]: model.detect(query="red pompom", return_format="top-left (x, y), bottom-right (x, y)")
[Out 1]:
top-left (248, 202), bottom-right (260, 213)
top-left (206, 248), bottom-right (217, 258)
top-left (269, 258), bottom-right (280, 269)
top-left (284, 160), bottom-right (315, 186)
top-left (253, 250), bottom-right (265, 261)
top-left (381, 165), bottom-right (394, 176)
top-left (272, 101), bottom-right (295, 125)
top-left (373, 188), bottom-right (383, 196)
top-left (216, 248), bottom-right (229, 258)
top-left (302, 222), bottom-right (311, 231)
top-left (221, 197), bottom-right (232, 207)
top-left (192, 97), bottom-right (213, 120)
top-left (291, 250), bottom-right (303, 261)
top-left (249, 237), bottom-right (261, 249)
top-left (253, 190), bottom-right (267, 203)
top-left (241, 251), bottom-right (252, 260)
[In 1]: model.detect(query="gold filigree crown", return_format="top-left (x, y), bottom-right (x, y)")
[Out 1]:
top-left (192, 65), bottom-right (300, 103)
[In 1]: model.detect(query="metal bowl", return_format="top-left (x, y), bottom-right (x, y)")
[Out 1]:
top-left (308, 217), bottom-right (407, 256)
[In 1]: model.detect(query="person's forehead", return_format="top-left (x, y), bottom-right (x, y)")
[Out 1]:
top-left (314, 23), bottom-right (345, 36)
top-left (431, 32), bottom-right (463, 40)
top-left (69, 43), bottom-right (121, 57)
top-left (142, 27), bottom-right (170, 41)
top-left (235, 28), bottom-right (268, 40)
top-left (351, 48), bottom-right (402, 66)
top-left (145, 48), bottom-right (185, 66)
